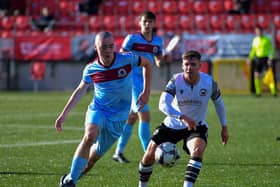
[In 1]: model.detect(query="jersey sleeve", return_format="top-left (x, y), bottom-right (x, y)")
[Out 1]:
top-left (164, 75), bottom-right (176, 96)
top-left (82, 64), bottom-right (93, 84)
top-left (211, 80), bottom-right (221, 100)
top-left (121, 34), bottom-right (133, 52)
top-left (156, 37), bottom-right (164, 56)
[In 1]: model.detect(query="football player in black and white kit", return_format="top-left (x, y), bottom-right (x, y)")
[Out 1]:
top-left (138, 50), bottom-right (229, 187)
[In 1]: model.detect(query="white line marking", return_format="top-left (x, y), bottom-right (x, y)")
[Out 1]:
top-left (0, 124), bottom-right (84, 131)
top-left (0, 140), bottom-right (81, 148)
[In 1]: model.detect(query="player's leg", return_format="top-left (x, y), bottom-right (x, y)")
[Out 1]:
top-left (113, 112), bottom-right (138, 163)
top-left (138, 141), bottom-right (157, 187)
top-left (138, 108), bottom-right (151, 151)
top-left (183, 127), bottom-right (207, 187)
top-left (254, 58), bottom-right (264, 96)
top-left (60, 124), bottom-right (98, 186)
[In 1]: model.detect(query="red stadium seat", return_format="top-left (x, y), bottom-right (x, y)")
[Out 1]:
top-left (147, 0), bottom-right (162, 14)
top-left (100, 0), bottom-right (115, 15)
top-left (224, 0), bottom-right (234, 12)
top-left (0, 16), bottom-right (15, 31)
top-left (15, 16), bottom-right (31, 31)
top-left (273, 14), bottom-right (280, 28)
top-left (251, 0), bottom-right (268, 14)
top-left (225, 14), bottom-right (240, 32)
top-left (132, 0), bottom-right (146, 15)
top-left (89, 16), bottom-right (103, 32)
top-left (58, 1), bottom-right (76, 19)
top-left (193, 0), bottom-right (208, 14)
top-left (163, 14), bottom-right (178, 32)
top-left (116, 0), bottom-right (130, 15)
top-left (269, 0), bottom-right (280, 14)
top-left (178, 14), bottom-right (193, 32)
top-left (103, 15), bottom-right (118, 33)
top-left (119, 15), bottom-right (136, 34)
top-left (276, 29), bottom-right (280, 48)
top-left (162, 0), bottom-right (177, 14)
top-left (208, 0), bottom-right (224, 14)
top-left (240, 14), bottom-right (255, 33)
top-left (209, 14), bottom-right (224, 33)
top-left (0, 31), bottom-right (14, 38)
top-left (194, 15), bottom-right (209, 33)
top-left (255, 14), bottom-right (271, 30)
top-left (178, 0), bottom-right (192, 14)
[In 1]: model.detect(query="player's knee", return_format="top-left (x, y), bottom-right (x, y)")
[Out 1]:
top-left (191, 146), bottom-right (205, 158)
top-left (127, 113), bottom-right (138, 123)
top-left (83, 130), bottom-right (97, 146)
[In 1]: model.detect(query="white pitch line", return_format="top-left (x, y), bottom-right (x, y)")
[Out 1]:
top-left (0, 139), bottom-right (81, 148)
top-left (0, 124), bottom-right (84, 131)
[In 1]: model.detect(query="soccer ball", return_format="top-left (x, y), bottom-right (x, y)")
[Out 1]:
top-left (155, 142), bottom-right (180, 167)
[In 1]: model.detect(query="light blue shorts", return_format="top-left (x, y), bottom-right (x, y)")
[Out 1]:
top-left (85, 109), bottom-right (125, 156)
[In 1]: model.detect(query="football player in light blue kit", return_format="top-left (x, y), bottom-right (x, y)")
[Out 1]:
top-left (113, 11), bottom-right (165, 163)
top-left (55, 31), bottom-right (152, 187)
top-left (138, 51), bottom-right (229, 187)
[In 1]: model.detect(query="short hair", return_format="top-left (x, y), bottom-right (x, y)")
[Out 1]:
top-left (139, 11), bottom-right (156, 20)
top-left (95, 31), bottom-right (113, 45)
top-left (182, 50), bottom-right (201, 60)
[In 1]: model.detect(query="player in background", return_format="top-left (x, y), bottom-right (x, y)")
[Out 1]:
top-left (55, 31), bottom-right (152, 187)
top-left (247, 26), bottom-right (276, 97)
top-left (112, 11), bottom-right (165, 163)
top-left (138, 50), bottom-right (229, 187)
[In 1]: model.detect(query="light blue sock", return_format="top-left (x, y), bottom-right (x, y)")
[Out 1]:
top-left (138, 121), bottom-right (150, 151)
top-left (69, 156), bottom-right (88, 184)
top-left (116, 124), bottom-right (133, 154)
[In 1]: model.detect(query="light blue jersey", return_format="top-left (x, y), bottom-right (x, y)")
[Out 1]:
top-left (122, 33), bottom-right (163, 112)
top-left (83, 52), bottom-right (140, 121)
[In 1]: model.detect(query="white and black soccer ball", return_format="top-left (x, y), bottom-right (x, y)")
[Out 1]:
top-left (155, 142), bottom-right (180, 167)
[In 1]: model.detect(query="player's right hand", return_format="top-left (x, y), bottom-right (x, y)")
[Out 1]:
top-left (55, 114), bottom-right (66, 132)
top-left (180, 115), bottom-right (196, 131)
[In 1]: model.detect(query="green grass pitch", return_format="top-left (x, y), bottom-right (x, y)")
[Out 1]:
top-left (0, 92), bottom-right (280, 187)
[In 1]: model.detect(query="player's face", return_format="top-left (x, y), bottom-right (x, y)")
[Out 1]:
top-left (96, 37), bottom-right (115, 65)
top-left (182, 57), bottom-right (201, 82)
top-left (139, 17), bottom-right (155, 34)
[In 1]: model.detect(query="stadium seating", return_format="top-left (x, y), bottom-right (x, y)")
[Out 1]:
top-left (163, 14), bottom-right (178, 32)
top-left (178, 14), bottom-right (193, 32)
top-left (99, 0), bottom-right (115, 15)
top-left (208, 0), bottom-right (224, 14)
top-left (224, 14), bottom-right (240, 32)
top-left (240, 14), bottom-right (255, 33)
top-left (162, 0), bottom-right (177, 14)
top-left (89, 15), bottom-right (103, 32)
top-left (192, 0), bottom-right (208, 14)
top-left (147, 0), bottom-right (162, 14)
top-left (194, 14), bottom-right (209, 33)
top-left (132, 0), bottom-right (146, 15)
top-left (15, 16), bottom-right (31, 31)
top-left (178, 0), bottom-right (192, 14)
top-left (103, 15), bottom-right (118, 33)
top-left (255, 14), bottom-right (271, 30)
top-left (269, 0), bottom-right (280, 14)
top-left (273, 14), bottom-right (280, 28)
top-left (223, 0), bottom-right (234, 12)
top-left (0, 16), bottom-right (15, 31)
top-left (276, 29), bottom-right (280, 48)
top-left (209, 14), bottom-right (224, 33)
top-left (116, 0), bottom-right (131, 15)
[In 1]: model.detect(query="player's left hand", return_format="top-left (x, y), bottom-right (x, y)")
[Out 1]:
top-left (221, 126), bottom-right (229, 145)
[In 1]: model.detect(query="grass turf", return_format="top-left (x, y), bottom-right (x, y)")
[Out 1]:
top-left (0, 92), bottom-right (280, 187)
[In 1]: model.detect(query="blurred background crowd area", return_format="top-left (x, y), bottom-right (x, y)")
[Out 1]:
top-left (0, 0), bottom-right (280, 48)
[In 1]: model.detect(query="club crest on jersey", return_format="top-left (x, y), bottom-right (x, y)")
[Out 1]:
top-left (153, 46), bottom-right (159, 54)
top-left (200, 89), bottom-right (207, 96)
top-left (118, 68), bottom-right (127, 78)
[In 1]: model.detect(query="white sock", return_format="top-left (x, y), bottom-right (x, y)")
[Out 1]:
top-left (139, 181), bottom-right (148, 187)
top-left (184, 181), bottom-right (193, 187)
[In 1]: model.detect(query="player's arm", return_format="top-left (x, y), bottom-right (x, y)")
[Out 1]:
top-left (55, 80), bottom-right (89, 132)
top-left (137, 56), bottom-right (152, 110)
top-left (211, 81), bottom-right (229, 145)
